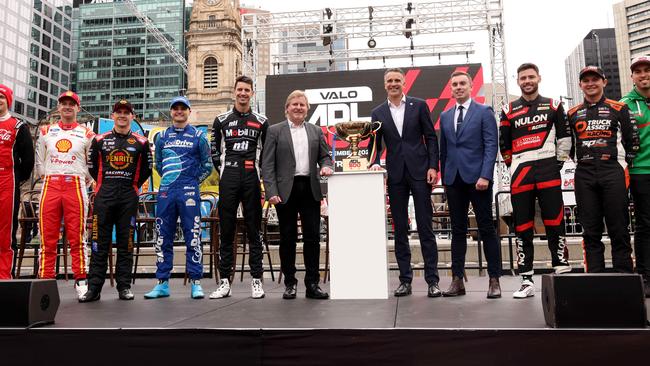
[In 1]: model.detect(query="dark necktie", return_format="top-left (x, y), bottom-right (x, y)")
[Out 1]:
top-left (456, 105), bottom-right (464, 134)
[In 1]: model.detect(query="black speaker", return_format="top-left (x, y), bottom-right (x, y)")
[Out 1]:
top-left (0, 279), bottom-right (60, 327)
top-left (542, 273), bottom-right (647, 328)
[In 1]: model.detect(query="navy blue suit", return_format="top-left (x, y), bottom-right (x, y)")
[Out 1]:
top-left (368, 96), bottom-right (440, 285)
top-left (439, 99), bottom-right (501, 278)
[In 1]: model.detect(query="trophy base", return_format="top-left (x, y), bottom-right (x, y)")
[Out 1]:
top-left (342, 157), bottom-right (369, 172)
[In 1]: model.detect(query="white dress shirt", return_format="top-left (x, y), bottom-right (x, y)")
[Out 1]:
top-left (288, 119), bottom-right (310, 176)
top-left (388, 94), bottom-right (406, 137)
top-left (453, 98), bottom-right (472, 133)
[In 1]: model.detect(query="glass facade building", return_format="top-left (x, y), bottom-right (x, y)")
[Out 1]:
top-left (75, 0), bottom-right (184, 120)
top-left (0, 0), bottom-right (73, 124)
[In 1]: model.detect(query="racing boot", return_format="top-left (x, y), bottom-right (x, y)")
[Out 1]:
top-left (144, 280), bottom-right (170, 299)
top-left (190, 279), bottom-right (204, 299)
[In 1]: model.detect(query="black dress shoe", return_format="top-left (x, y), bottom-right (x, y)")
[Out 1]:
top-left (79, 289), bottom-right (101, 303)
top-left (118, 288), bottom-right (135, 300)
top-left (442, 276), bottom-right (466, 297)
top-left (394, 282), bottom-right (412, 297)
top-left (427, 283), bottom-right (442, 298)
top-left (282, 284), bottom-right (297, 299)
top-left (487, 277), bottom-right (502, 299)
top-left (305, 283), bottom-right (329, 299)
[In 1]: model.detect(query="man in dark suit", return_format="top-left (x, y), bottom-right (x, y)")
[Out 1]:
top-left (439, 70), bottom-right (502, 299)
top-left (368, 68), bottom-right (441, 297)
top-left (262, 90), bottom-right (334, 300)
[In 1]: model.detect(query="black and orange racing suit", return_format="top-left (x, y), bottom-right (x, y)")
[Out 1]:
top-left (567, 96), bottom-right (639, 273)
top-left (500, 96), bottom-right (571, 275)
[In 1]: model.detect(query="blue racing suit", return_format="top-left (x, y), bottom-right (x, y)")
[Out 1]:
top-left (154, 124), bottom-right (212, 280)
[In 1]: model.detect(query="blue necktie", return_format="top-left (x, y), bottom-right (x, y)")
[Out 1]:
top-left (456, 105), bottom-right (464, 135)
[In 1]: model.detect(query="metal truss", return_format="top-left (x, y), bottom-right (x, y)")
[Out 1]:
top-left (272, 42), bottom-right (475, 66)
top-left (241, 0), bottom-right (509, 112)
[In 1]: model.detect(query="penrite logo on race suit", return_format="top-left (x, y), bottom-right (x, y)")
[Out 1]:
top-left (305, 86), bottom-right (373, 125)
top-left (106, 149), bottom-right (134, 170)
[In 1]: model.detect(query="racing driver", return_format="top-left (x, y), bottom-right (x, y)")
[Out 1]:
top-left (0, 84), bottom-right (34, 279)
top-left (35, 91), bottom-right (94, 299)
top-left (80, 99), bottom-right (152, 302)
top-left (499, 63), bottom-right (572, 298)
top-left (144, 96), bottom-right (212, 299)
top-left (209, 75), bottom-right (268, 300)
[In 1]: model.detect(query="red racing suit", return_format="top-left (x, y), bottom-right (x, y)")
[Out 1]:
top-left (0, 113), bottom-right (34, 279)
top-left (35, 121), bottom-right (94, 280)
top-left (499, 96), bottom-right (571, 274)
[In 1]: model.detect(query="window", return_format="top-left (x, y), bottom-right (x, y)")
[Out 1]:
top-left (43, 19), bottom-right (52, 34)
top-left (27, 106), bottom-right (35, 119)
top-left (39, 79), bottom-right (48, 92)
top-left (203, 57), bottom-right (218, 89)
top-left (31, 28), bottom-right (40, 42)
top-left (29, 75), bottom-right (38, 87)
top-left (41, 49), bottom-right (50, 63)
top-left (14, 101), bottom-right (24, 115)
top-left (30, 44), bottom-right (39, 57)
top-left (53, 25), bottom-right (61, 40)
top-left (40, 64), bottom-right (49, 78)
top-left (30, 59), bottom-right (38, 72)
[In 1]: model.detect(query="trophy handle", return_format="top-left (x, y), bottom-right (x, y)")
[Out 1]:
top-left (325, 125), bottom-right (339, 138)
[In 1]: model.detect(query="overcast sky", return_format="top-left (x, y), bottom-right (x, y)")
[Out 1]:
top-left (234, 0), bottom-right (621, 98)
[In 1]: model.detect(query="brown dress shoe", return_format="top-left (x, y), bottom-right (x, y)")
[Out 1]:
top-left (442, 276), bottom-right (466, 297)
top-left (487, 277), bottom-right (501, 299)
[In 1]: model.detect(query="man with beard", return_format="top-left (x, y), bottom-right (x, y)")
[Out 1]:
top-left (620, 56), bottom-right (650, 297)
top-left (209, 75), bottom-right (268, 299)
top-left (499, 63), bottom-right (572, 299)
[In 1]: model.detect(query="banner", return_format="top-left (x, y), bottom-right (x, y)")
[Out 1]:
top-left (265, 64), bottom-right (485, 170)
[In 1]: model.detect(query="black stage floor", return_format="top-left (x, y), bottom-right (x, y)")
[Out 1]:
top-left (2, 275), bottom-right (649, 365)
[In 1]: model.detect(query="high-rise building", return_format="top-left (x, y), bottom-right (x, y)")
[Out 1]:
top-left (0, 0), bottom-right (74, 125)
top-left (614, 0), bottom-right (650, 94)
top-left (565, 28), bottom-right (621, 103)
top-left (74, 0), bottom-right (185, 121)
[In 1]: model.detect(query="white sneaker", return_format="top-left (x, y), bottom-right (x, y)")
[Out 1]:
top-left (513, 279), bottom-right (535, 299)
top-left (75, 279), bottom-right (88, 300)
top-left (554, 265), bottom-right (572, 274)
top-left (209, 279), bottom-right (231, 299)
top-left (251, 278), bottom-right (265, 299)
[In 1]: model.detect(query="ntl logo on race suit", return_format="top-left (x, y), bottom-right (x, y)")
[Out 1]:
top-left (305, 86), bottom-right (373, 125)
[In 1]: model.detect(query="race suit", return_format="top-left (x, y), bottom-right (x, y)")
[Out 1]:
top-left (154, 124), bottom-right (212, 280)
top-left (87, 130), bottom-right (152, 291)
top-left (620, 87), bottom-right (650, 280)
top-left (35, 121), bottom-right (94, 280)
top-left (0, 114), bottom-right (34, 279)
top-left (567, 96), bottom-right (640, 273)
top-left (500, 96), bottom-right (572, 275)
top-left (211, 108), bottom-right (267, 280)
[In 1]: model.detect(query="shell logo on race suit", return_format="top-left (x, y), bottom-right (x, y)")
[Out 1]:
top-left (55, 139), bottom-right (72, 153)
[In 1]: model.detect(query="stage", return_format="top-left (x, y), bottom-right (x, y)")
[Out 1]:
top-left (1, 275), bottom-right (648, 365)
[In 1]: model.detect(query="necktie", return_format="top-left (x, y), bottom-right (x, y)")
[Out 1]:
top-left (456, 105), bottom-right (464, 134)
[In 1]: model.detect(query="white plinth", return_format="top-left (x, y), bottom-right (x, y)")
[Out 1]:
top-left (327, 170), bottom-right (388, 299)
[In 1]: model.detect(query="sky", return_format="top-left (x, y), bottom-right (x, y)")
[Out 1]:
top-left (234, 0), bottom-right (621, 98)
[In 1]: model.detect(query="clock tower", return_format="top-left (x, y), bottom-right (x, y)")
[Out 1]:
top-left (186, 0), bottom-right (242, 124)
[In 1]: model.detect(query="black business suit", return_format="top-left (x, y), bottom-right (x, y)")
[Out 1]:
top-left (368, 96), bottom-right (440, 286)
top-left (262, 120), bottom-right (333, 286)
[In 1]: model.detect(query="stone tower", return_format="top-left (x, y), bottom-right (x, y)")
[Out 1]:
top-left (186, 0), bottom-right (242, 125)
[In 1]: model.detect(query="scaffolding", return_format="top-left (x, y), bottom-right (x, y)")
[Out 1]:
top-left (241, 0), bottom-right (508, 112)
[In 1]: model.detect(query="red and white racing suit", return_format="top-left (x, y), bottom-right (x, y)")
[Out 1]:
top-left (0, 113), bottom-right (34, 279)
top-left (35, 121), bottom-right (94, 280)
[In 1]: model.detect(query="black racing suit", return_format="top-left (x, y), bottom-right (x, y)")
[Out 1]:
top-left (211, 108), bottom-right (268, 280)
top-left (567, 97), bottom-right (640, 273)
top-left (500, 96), bottom-right (571, 275)
top-left (87, 130), bottom-right (152, 291)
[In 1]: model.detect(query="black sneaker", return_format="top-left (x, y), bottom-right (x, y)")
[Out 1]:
top-left (118, 288), bottom-right (135, 300)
